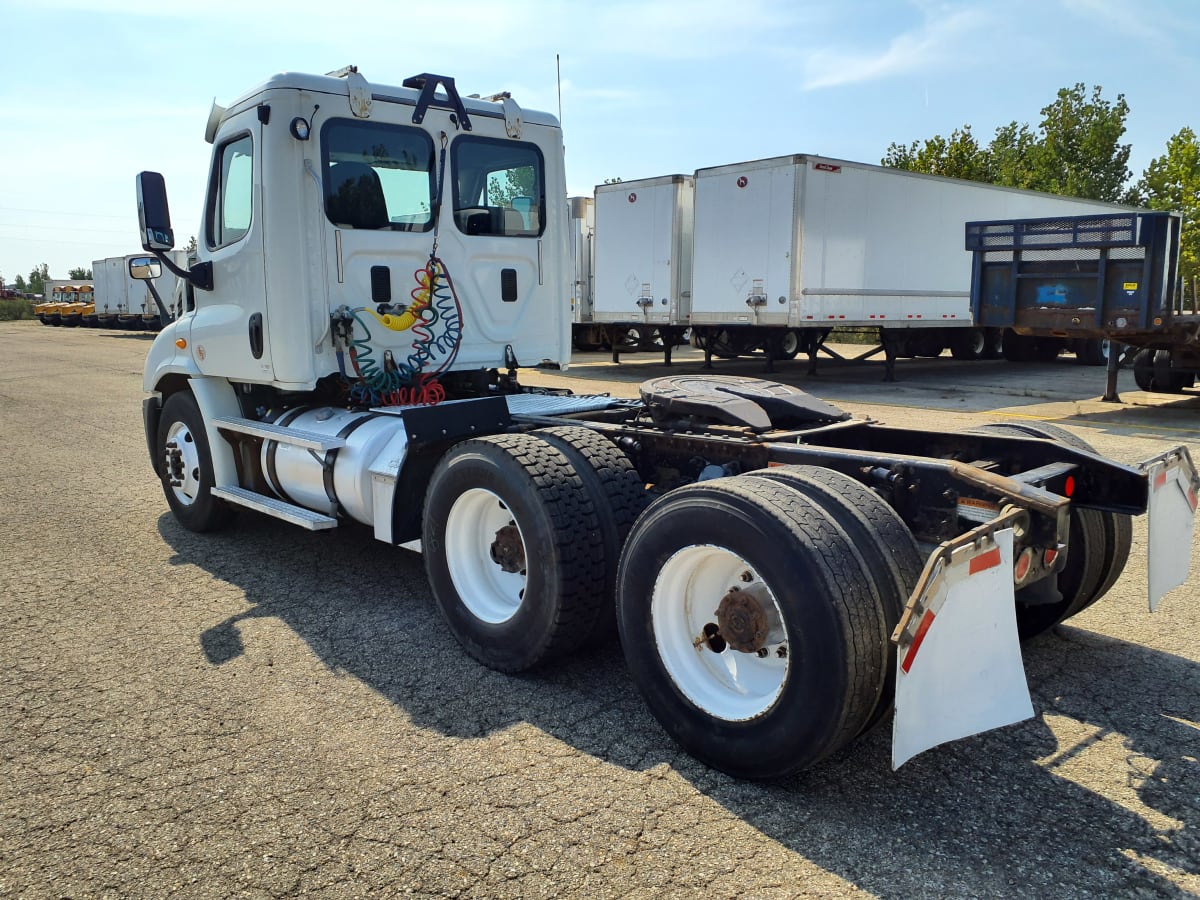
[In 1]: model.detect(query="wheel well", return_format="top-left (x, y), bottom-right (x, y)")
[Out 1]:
top-left (154, 373), bottom-right (191, 404)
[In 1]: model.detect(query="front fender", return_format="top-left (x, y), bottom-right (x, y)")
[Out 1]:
top-left (143, 317), bottom-right (198, 393)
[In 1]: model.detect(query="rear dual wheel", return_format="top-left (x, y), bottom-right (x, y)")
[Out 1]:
top-left (423, 430), bottom-right (645, 672)
top-left (971, 422), bottom-right (1132, 640)
top-left (616, 476), bottom-right (895, 779)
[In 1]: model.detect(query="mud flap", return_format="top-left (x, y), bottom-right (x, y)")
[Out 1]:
top-left (1143, 447), bottom-right (1199, 612)
top-left (891, 520), bottom-right (1034, 769)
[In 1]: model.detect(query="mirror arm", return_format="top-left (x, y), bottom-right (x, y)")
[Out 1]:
top-left (151, 249), bottom-right (213, 292)
top-left (144, 278), bottom-right (173, 325)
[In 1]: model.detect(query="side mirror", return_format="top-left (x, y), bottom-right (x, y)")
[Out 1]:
top-left (136, 171), bottom-right (175, 251)
top-left (128, 257), bottom-right (162, 280)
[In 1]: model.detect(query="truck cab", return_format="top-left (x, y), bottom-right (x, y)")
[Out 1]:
top-left (143, 68), bottom-right (570, 395)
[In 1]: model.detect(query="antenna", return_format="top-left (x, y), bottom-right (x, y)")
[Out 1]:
top-left (556, 54), bottom-right (562, 125)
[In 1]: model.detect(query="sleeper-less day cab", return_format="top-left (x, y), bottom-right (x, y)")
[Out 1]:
top-left (137, 68), bottom-right (1198, 778)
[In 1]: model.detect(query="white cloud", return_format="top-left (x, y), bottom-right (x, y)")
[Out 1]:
top-left (800, 3), bottom-right (994, 90)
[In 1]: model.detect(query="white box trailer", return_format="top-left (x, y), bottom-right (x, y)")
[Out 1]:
top-left (690, 155), bottom-right (1132, 329)
top-left (92, 257), bottom-right (130, 323)
top-left (568, 196), bottom-right (594, 326)
top-left (92, 252), bottom-right (186, 328)
top-left (594, 175), bottom-right (693, 328)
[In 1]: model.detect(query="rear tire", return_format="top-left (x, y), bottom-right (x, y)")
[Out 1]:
top-left (745, 465), bottom-right (921, 733)
top-left (1073, 338), bottom-right (1108, 366)
top-left (616, 476), bottom-right (889, 778)
top-left (534, 426), bottom-right (648, 646)
top-left (950, 328), bottom-right (987, 361)
top-left (971, 422), bottom-right (1132, 638)
top-left (423, 434), bottom-right (607, 672)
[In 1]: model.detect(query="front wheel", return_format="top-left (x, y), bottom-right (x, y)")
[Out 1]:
top-left (156, 391), bottom-right (235, 533)
top-left (616, 476), bottom-right (888, 779)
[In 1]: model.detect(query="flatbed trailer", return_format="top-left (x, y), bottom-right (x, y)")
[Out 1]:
top-left (968, 211), bottom-right (1200, 399)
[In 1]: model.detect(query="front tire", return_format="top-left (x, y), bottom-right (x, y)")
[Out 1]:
top-left (422, 434), bottom-right (608, 672)
top-left (156, 391), bottom-right (236, 533)
top-left (616, 477), bottom-right (889, 778)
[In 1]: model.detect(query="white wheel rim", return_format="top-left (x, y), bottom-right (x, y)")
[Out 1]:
top-left (780, 331), bottom-right (799, 355)
top-left (164, 420), bottom-right (201, 506)
top-left (970, 330), bottom-right (985, 354)
top-left (445, 487), bottom-right (527, 624)
top-left (652, 545), bottom-right (789, 721)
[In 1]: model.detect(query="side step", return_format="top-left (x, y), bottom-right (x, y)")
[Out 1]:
top-left (211, 486), bottom-right (338, 531)
top-left (212, 416), bottom-right (347, 452)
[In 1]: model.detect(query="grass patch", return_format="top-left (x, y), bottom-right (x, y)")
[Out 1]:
top-left (0, 299), bottom-right (35, 321)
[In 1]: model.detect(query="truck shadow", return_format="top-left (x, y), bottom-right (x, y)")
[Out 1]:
top-left (159, 513), bottom-right (1199, 898)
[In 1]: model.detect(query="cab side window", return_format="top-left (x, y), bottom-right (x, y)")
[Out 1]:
top-left (452, 137), bottom-right (544, 237)
top-left (207, 134), bottom-right (253, 249)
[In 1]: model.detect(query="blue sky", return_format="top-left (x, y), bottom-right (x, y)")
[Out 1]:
top-left (1, 0), bottom-right (1197, 284)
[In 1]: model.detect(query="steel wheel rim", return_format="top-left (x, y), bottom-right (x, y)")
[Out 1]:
top-left (780, 330), bottom-right (799, 356)
top-left (652, 545), bottom-right (789, 721)
top-left (445, 487), bottom-right (527, 624)
top-left (164, 420), bottom-right (201, 506)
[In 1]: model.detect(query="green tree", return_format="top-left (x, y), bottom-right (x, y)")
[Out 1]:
top-left (883, 126), bottom-right (991, 181)
top-left (15, 275), bottom-right (27, 292)
top-left (1031, 84), bottom-right (1131, 201)
top-left (68, 267), bottom-right (93, 279)
top-left (28, 263), bottom-right (49, 296)
top-left (1135, 127), bottom-right (1200, 304)
top-left (882, 84), bottom-right (1132, 201)
top-left (487, 166), bottom-right (537, 208)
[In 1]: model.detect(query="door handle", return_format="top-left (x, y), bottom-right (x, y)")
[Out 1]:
top-left (248, 312), bottom-right (264, 359)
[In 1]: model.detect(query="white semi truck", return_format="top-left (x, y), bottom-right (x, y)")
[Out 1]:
top-left (136, 67), bottom-right (1198, 778)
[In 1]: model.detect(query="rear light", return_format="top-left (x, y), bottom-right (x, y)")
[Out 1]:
top-left (1014, 547), bottom-right (1034, 583)
top-left (1043, 547), bottom-right (1059, 568)
top-left (1063, 475), bottom-right (1076, 497)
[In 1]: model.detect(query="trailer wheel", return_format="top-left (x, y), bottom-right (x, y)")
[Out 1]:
top-left (423, 434), bottom-right (607, 673)
top-left (156, 391), bottom-right (236, 533)
top-left (777, 329), bottom-right (802, 360)
top-left (981, 328), bottom-right (1004, 360)
top-left (534, 426), bottom-right (648, 645)
top-left (1073, 338), bottom-right (1108, 366)
top-left (616, 476), bottom-right (888, 779)
top-left (972, 422), bottom-right (1131, 638)
top-left (950, 328), bottom-right (987, 361)
top-left (745, 465), bottom-right (922, 734)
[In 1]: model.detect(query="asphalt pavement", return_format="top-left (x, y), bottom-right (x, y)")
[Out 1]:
top-left (2, 321), bottom-right (1198, 898)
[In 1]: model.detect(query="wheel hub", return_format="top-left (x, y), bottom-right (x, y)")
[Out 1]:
top-left (716, 583), bottom-right (782, 653)
top-left (490, 523), bottom-right (526, 574)
top-left (162, 421), bottom-right (201, 504)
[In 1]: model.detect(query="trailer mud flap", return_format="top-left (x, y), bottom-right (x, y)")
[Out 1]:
top-left (1144, 447), bottom-right (1200, 612)
top-left (891, 520), bottom-right (1033, 769)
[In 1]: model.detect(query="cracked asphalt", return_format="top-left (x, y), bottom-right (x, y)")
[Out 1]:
top-left (2, 321), bottom-right (1198, 898)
